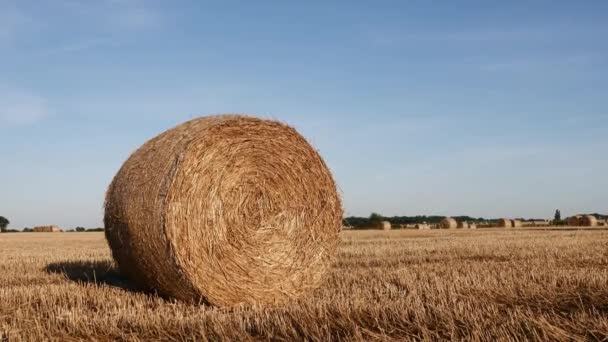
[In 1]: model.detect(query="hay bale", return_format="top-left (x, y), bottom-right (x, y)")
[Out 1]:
top-left (457, 221), bottom-right (469, 229)
top-left (415, 223), bottom-right (430, 230)
top-left (567, 216), bottom-right (582, 226)
top-left (104, 115), bottom-right (343, 307)
top-left (497, 218), bottom-right (512, 228)
top-left (580, 215), bottom-right (598, 227)
top-left (511, 219), bottom-right (522, 228)
top-left (439, 217), bottom-right (457, 229)
top-left (527, 220), bottom-right (549, 227)
top-left (380, 221), bottom-right (391, 231)
top-left (469, 223), bottom-right (477, 229)
top-left (33, 225), bottom-right (61, 232)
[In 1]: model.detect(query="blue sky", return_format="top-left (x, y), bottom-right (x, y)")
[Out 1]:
top-left (1, 1), bottom-right (607, 229)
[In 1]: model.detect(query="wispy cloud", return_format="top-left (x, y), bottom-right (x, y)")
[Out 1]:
top-left (0, 6), bottom-right (29, 45)
top-left (366, 27), bottom-right (554, 48)
top-left (109, 6), bottom-right (160, 30)
top-left (0, 88), bottom-right (50, 126)
top-left (41, 37), bottom-right (120, 56)
top-left (479, 53), bottom-right (603, 72)
top-left (58, 0), bottom-right (162, 31)
top-left (367, 23), bottom-right (607, 48)
top-left (7, 0), bottom-right (162, 56)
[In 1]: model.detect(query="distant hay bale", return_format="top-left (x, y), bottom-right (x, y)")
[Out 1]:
top-left (497, 218), bottom-right (512, 228)
top-left (439, 217), bottom-right (457, 229)
top-left (567, 216), bottom-right (582, 226)
top-left (527, 220), bottom-right (549, 227)
top-left (415, 223), bottom-right (430, 230)
top-left (380, 221), bottom-right (392, 231)
top-left (104, 115), bottom-right (343, 307)
top-left (457, 221), bottom-right (469, 229)
top-left (511, 220), bottom-right (522, 228)
top-left (580, 215), bottom-right (598, 227)
top-left (33, 225), bottom-right (61, 232)
top-left (469, 223), bottom-right (477, 229)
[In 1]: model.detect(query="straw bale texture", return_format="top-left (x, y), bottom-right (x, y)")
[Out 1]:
top-left (497, 218), bottom-right (512, 228)
top-left (33, 225), bottom-right (61, 232)
top-left (511, 220), bottom-right (522, 228)
top-left (439, 217), bottom-right (457, 229)
top-left (580, 215), bottom-right (598, 227)
top-left (529, 220), bottom-right (550, 227)
top-left (469, 223), bottom-right (477, 229)
top-left (104, 115), bottom-right (343, 307)
top-left (380, 221), bottom-right (391, 231)
top-left (567, 216), bottom-right (582, 226)
top-left (457, 221), bottom-right (469, 229)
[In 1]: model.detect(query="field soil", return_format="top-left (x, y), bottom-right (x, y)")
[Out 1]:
top-left (1, 229), bottom-right (607, 341)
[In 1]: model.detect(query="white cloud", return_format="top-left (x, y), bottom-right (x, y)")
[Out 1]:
top-left (0, 89), bottom-right (50, 126)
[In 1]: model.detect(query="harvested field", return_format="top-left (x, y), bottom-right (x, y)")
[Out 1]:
top-left (1, 230), bottom-right (607, 341)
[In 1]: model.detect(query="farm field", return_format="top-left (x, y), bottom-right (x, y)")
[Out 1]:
top-left (1, 229), bottom-right (607, 341)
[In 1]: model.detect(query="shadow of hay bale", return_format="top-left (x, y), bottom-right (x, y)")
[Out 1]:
top-left (45, 260), bottom-right (142, 293)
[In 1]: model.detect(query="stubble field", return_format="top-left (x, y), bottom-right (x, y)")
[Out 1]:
top-left (1, 229), bottom-right (607, 341)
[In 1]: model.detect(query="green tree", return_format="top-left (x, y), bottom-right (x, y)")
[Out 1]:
top-left (75, 227), bottom-right (86, 232)
top-left (369, 212), bottom-right (383, 226)
top-left (554, 209), bottom-right (561, 222)
top-left (0, 216), bottom-right (9, 232)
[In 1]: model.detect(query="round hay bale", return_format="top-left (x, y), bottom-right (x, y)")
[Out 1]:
top-left (469, 223), bottom-right (477, 229)
top-left (457, 221), bottom-right (469, 229)
top-left (567, 216), bottom-right (582, 226)
top-left (415, 223), bottom-right (430, 230)
top-left (511, 219), bottom-right (522, 228)
top-left (497, 218), bottom-right (512, 228)
top-left (380, 221), bottom-right (391, 231)
top-left (580, 215), bottom-right (597, 227)
top-left (104, 115), bottom-right (343, 307)
top-left (439, 217), bottom-right (457, 229)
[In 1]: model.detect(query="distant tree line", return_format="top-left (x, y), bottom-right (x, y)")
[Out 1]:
top-left (16, 226), bottom-right (104, 233)
top-left (588, 213), bottom-right (608, 220)
top-left (343, 213), bottom-right (487, 229)
top-left (62, 227), bottom-right (105, 233)
top-left (0, 216), bottom-right (9, 232)
top-left (0, 215), bottom-right (108, 233)
top-left (343, 213), bottom-right (556, 229)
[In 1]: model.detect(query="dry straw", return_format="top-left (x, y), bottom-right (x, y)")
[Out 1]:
top-left (457, 221), bottom-right (469, 229)
top-left (439, 217), bottom-right (457, 229)
top-left (497, 218), bottom-right (512, 228)
top-left (511, 220), bottom-right (522, 228)
top-left (580, 215), bottom-right (597, 227)
top-left (33, 225), bottom-right (60, 232)
top-left (104, 115), bottom-right (343, 307)
top-left (380, 221), bottom-right (392, 231)
top-left (567, 216), bottom-right (582, 226)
